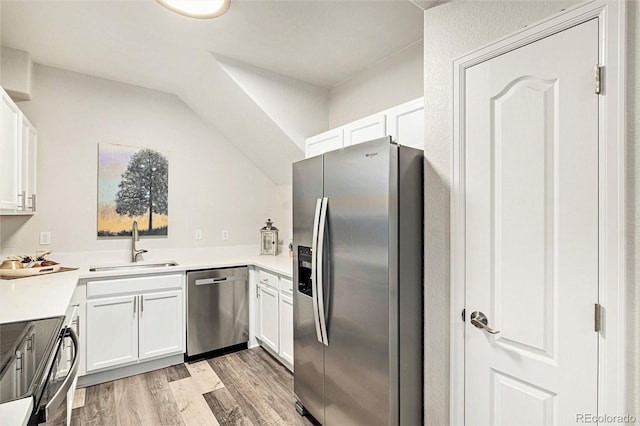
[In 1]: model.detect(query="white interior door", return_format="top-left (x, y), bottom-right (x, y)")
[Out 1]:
top-left (464, 18), bottom-right (599, 425)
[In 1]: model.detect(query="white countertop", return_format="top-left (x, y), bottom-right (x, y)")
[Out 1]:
top-left (0, 246), bottom-right (292, 324)
top-left (75, 253), bottom-right (293, 281)
top-left (0, 398), bottom-right (33, 426)
top-left (0, 246), bottom-right (292, 425)
top-left (0, 269), bottom-right (80, 324)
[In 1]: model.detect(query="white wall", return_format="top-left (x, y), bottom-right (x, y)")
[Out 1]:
top-left (328, 40), bottom-right (423, 128)
top-left (0, 5), bottom-right (2, 257)
top-left (1, 46), bottom-right (33, 101)
top-left (216, 55), bottom-right (329, 151)
top-left (276, 184), bottom-right (293, 248)
top-left (422, 2), bottom-right (579, 424)
top-left (626, 0), bottom-right (639, 417)
top-left (0, 65), bottom-right (285, 256)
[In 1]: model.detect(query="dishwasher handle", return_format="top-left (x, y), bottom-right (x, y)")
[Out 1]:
top-left (194, 276), bottom-right (242, 286)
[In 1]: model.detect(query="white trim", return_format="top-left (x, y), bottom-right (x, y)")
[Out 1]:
top-left (450, 1), bottom-right (626, 424)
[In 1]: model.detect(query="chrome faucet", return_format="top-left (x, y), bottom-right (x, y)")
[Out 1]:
top-left (131, 221), bottom-right (148, 262)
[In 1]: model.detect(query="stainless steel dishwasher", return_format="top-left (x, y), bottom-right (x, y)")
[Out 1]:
top-left (186, 267), bottom-right (249, 357)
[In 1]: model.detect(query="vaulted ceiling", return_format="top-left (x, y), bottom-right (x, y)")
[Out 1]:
top-left (1, 1), bottom-right (427, 183)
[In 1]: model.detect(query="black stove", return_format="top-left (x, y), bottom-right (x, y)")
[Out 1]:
top-left (0, 316), bottom-right (64, 404)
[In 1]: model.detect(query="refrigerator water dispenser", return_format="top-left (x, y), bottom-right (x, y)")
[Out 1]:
top-left (297, 246), bottom-right (313, 297)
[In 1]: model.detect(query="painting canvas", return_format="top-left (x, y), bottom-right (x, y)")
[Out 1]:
top-left (98, 143), bottom-right (169, 237)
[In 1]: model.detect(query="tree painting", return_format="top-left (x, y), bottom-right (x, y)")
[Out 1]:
top-left (97, 144), bottom-right (169, 237)
top-left (115, 149), bottom-right (168, 232)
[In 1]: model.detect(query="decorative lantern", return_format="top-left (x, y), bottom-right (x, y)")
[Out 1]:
top-left (260, 219), bottom-right (279, 255)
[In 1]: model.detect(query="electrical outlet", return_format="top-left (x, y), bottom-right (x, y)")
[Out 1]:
top-left (222, 230), bottom-right (229, 240)
top-left (39, 231), bottom-right (52, 245)
top-left (195, 229), bottom-right (202, 240)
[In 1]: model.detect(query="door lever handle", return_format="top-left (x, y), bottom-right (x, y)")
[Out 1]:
top-left (470, 311), bottom-right (500, 334)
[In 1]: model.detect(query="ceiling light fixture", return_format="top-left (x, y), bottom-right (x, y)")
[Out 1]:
top-left (155, 0), bottom-right (230, 19)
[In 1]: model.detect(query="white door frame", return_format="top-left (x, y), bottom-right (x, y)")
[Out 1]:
top-left (450, 1), bottom-right (626, 424)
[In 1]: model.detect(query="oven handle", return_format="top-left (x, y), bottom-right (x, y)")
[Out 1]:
top-left (41, 327), bottom-right (79, 422)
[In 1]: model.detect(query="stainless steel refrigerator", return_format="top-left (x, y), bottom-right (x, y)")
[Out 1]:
top-left (293, 137), bottom-right (423, 425)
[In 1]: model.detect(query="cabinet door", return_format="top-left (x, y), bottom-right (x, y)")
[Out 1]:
top-left (86, 295), bottom-right (138, 371)
top-left (258, 284), bottom-right (279, 352)
top-left (56, 306), bottom-right (78, 379)
top-left (278, 292), bottom-right (294, 366)
top-left (20, 117), bottom-right (37, 210)
top-left (305, 128), bottom-right (343, 158)
top-left (0, 89), bottom-right (21, 210)
top-left (139, 290), bottom-right (184, 360)
top-left (343, 113), bottom-right (386, 147)
top-left (387, 97), bottom-right (424, 150)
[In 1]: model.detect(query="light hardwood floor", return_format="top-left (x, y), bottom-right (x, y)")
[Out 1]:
top-left (46, 348), bottom-right (315, 426)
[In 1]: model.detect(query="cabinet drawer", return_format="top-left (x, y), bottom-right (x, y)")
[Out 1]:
top-left (258, 270), bottom-right (278, 290)
top-left (87, 274), bottom-right (183, 298)
top-left (279, 278), bottom-right (293, 295)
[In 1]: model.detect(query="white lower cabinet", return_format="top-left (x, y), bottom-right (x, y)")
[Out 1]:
top-left (85, 274), bottom-right (184, 373)
top-left (139, 290), bottom-right (183, 360)
top-left (278, 291), bottom-right (293, 365)
top-left (255, 269), bottom-right (293, 370)
top-left (258, 283), bottom-right (279, 352)
top-left (86, 295), bottom-right (138, 371)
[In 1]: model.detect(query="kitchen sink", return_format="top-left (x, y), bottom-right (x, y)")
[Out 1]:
top-left (89, 261), bottom-right (179, 272)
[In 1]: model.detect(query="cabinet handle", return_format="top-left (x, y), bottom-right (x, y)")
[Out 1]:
top-left (29, 194), bottom-right (36, 212)
top-left (133, 296), bottom-right (137, 317)
top-left (16, 351), bottom-right (23, 372)
top-left (141, 295), bottom-right (144, 313)
top-left (17, 191), bottom-right (26, 210)
top-left (257, 283), bottom-right (260, 298)
top-left (72, 316), bottom-right (80, 338)
top-left (26, 334), bottom-right (34, 351)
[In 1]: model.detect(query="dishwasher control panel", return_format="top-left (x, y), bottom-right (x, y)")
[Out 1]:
top-left (298, 246), bottom-right (313, 297)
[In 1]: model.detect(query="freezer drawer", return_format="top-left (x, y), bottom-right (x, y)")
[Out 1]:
top-left (186, 267), bottom-right (249, 357)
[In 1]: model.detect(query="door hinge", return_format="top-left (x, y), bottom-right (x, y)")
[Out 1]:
top-left (594, 65), bottom-right (603, 94)
top-left (594, 303), bottom-right (603, 332)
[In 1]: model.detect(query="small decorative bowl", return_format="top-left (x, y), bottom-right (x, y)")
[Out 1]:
top-left (0, 260), bottom-right (24, 270)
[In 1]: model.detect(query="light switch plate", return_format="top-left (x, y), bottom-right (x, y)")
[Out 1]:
top-left (195, 229), bottom-right (202, 240)
top-left (222, 230), bottom-right (229, 240)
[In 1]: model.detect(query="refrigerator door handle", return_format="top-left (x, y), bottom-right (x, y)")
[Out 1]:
top-left (317, 197), bottom-right (329, 346)
top-left (311, 198), bottom-right (324, 343)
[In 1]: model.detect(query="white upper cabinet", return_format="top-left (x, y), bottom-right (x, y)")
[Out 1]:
top-left (305, 128), bottom-right (343, 158)
top-left (304, 97), bottom-right (423, 158)
top-left (387, 97), bottom-right (424, 150)
top-left (0, 86), bottom-right (38, 214)
top-left (0, 88), bottom-right (22, 210)
top-left (343, 113), bottom-right (386, 147)
top-left (20, 116), bottom-right (37, 211)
